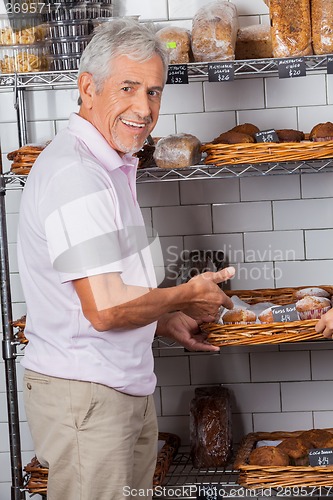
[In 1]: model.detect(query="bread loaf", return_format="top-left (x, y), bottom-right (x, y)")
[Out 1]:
top-left (156, 26), bottom-right (192, 64)
top-left (153, 133), bottom-right (202, 169)
top-left (249, 446), bottom-right (290, 466)
top-left (190, 386), bottom-right (232, 468)
top-left (235, 24), bottom-right (273, 60)
top-left (311, 0), bottom-right (333, 55)
top-left (268, 0), bottom-right (312, 57)
top-left (191, 1), bottom-right (238, 62)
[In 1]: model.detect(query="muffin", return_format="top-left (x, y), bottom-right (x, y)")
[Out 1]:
top-left (258, 307), bottom-right (275, 324)
top-left (296, 296), bottom-right (331, 320)
top-left (222, 307), bottom-right (256, 324)
top-left (293, 287), bottom-right (331, 301)
top-left (309, 122), bottom-right (333, 142)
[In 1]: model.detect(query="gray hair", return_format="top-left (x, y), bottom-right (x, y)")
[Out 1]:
top-left (78, 18), bottom-right (169, 96)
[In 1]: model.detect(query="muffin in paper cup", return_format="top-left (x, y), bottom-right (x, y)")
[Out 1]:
top-left (222, 307), bottom-right (256, 325)
top-left (296, 295), bottom-right (331, 320)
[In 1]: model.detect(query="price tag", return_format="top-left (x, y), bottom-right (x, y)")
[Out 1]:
top-left (208, 62), bottom-right (234, 82)
top-left (166, 64), bottom-right (188, 85)
top-left (271, 303), bottom-right (299, 322)
top-left (278, 58), bottom-right (306, 79)
top-left (327, 56), bottom-right (333, 74)
top-left (309, 448), bottom-right (333, 467)
top-left (197, 485), bottom-right (222, 500)
top-left (255, 129), bottom-right (279, 143)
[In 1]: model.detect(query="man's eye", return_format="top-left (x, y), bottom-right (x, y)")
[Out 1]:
top-left (122, 87), bottom-right (132, 92)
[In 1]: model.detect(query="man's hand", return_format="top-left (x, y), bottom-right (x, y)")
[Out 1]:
top-left (156, 311), bottom-right (220, 352)
top-left (315, 309), bottom-right (333, 339)
top-left (181, 266), bottom-right (235, 323)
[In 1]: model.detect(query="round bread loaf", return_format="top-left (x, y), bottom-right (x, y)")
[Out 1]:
top-left (223, 307), bottom-right (256, 324)
top-left (229, 123), bottom-right (260, 138)
top-left (296, 296), bottom-right (331, 320)
top-left (276, 129), bottom-right (305, 142)
top-left (153, 133), bottom-right (202, 169)
top-left (249, 446), bottom-right (290, 466)
top-left (309, 122), bottom-right (333, 141)
top-left (300, 429), bottom-right (333, 448)
top-left (277, 437), bottom-right (308, 460)
top-left (212, 130), bottom-right (254, 144)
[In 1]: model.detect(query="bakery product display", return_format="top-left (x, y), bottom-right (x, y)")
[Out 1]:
top-left (295, 295), bottom-right (331, 320)
top-left (309, 122), bottom-right (333, 141)
top-left (293, 287), bottom-right (331, 300)
top-left (153, 133), bottom-right (202, 169)
top-left (248, 446), bottom-right (290, 466)
top-left (311, 0), bottom-right (333, 55)
top-left (276, 129), bottom-right (305, 143)
top-left (223, 307), bottom-right (256, 324)
top-left (235, 24), bottom-right (273, 60)
top-left (258, 307), bottom-right (275, 324)
top-left (190, 386), bottom-right (232, 468)
top-left (268, 0), bottom-right (312, 57)
top-left (156, 26), bottom-right (192, 64)
top-left (191, 1), bottom-right (238, 62)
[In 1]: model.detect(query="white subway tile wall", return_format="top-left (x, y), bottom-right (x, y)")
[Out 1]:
top-left (1, 0), bottom-right (333, 497)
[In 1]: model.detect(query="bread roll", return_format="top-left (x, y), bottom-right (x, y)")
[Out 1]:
top-left (277, 437), bottom-right (308, 460)
top-left (156, 26), bottom-right (192, 64)
top-left (296, 296), bottom-right (331, 320)
top-left (311, 0), bottom-right (333, 55)
top-left (276, 129), bottom-right (305, 142)
top-left (268, 0), bottom-right (312, 57)
top-left (212, 131), bottom-right (254, 144)
top-left (235, 24), bottom-right (273, 60)
top-left (293, 287), bottom-right (331, 300)
top-left (191, 1), bottom-right (238, 62)
top-left (230, 123), bottom-right (260, 137)
top-left (309, 122), bottom-right (333, 141)
top-left (249, 446), bottom-right (290, 466)
top-left (223, 307), bottom-right (256, 324)
top-left (153, 133), bottom-right (202, 169)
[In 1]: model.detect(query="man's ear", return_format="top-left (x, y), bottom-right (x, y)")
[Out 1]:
top-left (78, 72), bottom-right (95, 109)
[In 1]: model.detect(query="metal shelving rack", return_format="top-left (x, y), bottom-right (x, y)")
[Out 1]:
top-left (2, 54), bottom-right (333, 499)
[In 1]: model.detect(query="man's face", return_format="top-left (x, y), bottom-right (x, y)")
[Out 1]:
top-left (81, 54), bottom-right (165, 155)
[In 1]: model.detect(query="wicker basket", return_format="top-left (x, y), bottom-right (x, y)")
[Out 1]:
top-left (201, 286), bottom-right (333, 347)
top-left (23, 432), bottom-right (180, 495)
top-left (201, 140), bottom-right (333, 166)
top-left (234, 429), bottom-right (333, 489)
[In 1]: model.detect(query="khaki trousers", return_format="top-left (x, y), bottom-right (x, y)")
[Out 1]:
top-left (23, 369), bottom-right (158, 500)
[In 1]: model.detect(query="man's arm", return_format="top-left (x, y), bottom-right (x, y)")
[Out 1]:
top-left (73, 267), bottom-right (235, 331)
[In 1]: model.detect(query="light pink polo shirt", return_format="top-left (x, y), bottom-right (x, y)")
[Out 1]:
top-left (17, 113), bottom-right (157, 396)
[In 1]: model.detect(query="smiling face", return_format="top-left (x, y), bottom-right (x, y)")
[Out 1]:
top-left (78, 53), bottom-right (165, 155)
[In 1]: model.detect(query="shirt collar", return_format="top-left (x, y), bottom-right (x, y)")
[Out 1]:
top-left (67, 112), bottom-right (139, 173)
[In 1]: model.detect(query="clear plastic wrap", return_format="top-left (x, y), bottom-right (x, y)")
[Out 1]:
top-left (190, 386), bottom-right (232, 469)
top-left (153, 133), bottom-right (201, 169)
top-left (235, 24), bottom-right (273, 60)
top-left (156, 26), bottom-right (192, 64)
top-left (191, 0), bottom-right (238, 62)
top-left (311, 0), bottom-right (333, 55)
top-left (269, 0), bottom-right (312, 57)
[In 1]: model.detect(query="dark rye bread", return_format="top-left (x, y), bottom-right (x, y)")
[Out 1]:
top-left (190, 386), bottom-right (232, 468)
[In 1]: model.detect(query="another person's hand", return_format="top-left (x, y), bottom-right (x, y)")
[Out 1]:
top-left (181, 266), bottom-right (235, 323)
top-left (315, 309), bottom-right (333, 339)
top-left (156, 311), bottom-right (220, 352)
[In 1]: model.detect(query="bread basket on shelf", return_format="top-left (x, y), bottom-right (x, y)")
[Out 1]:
top-left (201, 140), bottom-right (333, 166)
top-left (234, 429), bottom-right (333, 489)
top-left (201, 286), bottom-right (333, 347)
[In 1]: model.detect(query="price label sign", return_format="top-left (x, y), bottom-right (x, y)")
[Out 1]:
top-left (197, 485), bottom-right (223, 500)
top-left (309, 448), bottom-right (333, 467)
top-left (271, 303), bottom-right (299, 323)
top-left (255, 129), bottom-right (279, 143)
top-left (327, 56), bottom-right (333, 74)
top-left (208, 62), bottom-right (234, 82)
top-left (278, 58), bottom-right (306, 79)
top-left (166, 64), bottom-right (189, 85)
